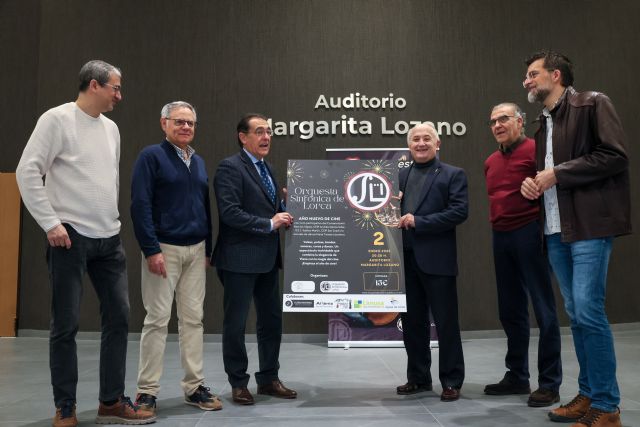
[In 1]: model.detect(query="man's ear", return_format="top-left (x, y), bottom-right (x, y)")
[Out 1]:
top-left (89, 79), bottom-right (100, 92)
top-left (160, 117), bottom-right (167, 133)
top-left (238, 132), bottom-right (247, 146)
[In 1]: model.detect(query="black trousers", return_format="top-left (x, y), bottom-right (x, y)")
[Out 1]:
top-left (401, 250), bottom-right (465, 389)
top-left (493, 221), bottom-right (562, 390)
top-left (218, 266), bottom-right (282, 388)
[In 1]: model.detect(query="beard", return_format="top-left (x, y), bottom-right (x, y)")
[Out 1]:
top-left (528, 87), bottom-right (549, 104)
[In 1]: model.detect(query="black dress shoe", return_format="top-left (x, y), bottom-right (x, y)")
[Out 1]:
top-left (257, 380), bottom-right (297, 399)
top-left (396, 382), bottom-right (433, 395)
top-left (232, 387), bottom-right (255, 405)
top-left (527, 388), bottom-right (560, 407)
top-left (484, 376), bottom-right (531, 395)
top-left (440, 386), bottom-right (461, 402)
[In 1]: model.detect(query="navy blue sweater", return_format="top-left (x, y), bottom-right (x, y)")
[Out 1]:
top-left (131, 140), bottom-right (212, 257)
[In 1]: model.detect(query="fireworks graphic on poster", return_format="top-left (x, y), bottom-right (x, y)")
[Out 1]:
top-left (363, 159), bottom-right (394, 179)
top-left (353, 210), bottom-right (377, 230)
top-left (287, 161), bottom-right (304, 185)
top-left (343, 170), bottom-right (357, 182)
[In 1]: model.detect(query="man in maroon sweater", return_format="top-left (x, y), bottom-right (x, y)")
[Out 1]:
top-left (483, 102), bottom-right (562, 407)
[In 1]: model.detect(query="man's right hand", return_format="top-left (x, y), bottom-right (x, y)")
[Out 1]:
top-left (47, 224), bottom-right (71, 249)
top-left (521, 177), bottom-right (541, 200)
top-left (272, 212), bottom-right (294, 230)
top-left (147, 253), bottom-right (167, 278)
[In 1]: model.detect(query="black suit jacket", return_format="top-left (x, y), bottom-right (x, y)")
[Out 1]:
top-left (399, 159), bottom-right (468, 276)
top-left (212, 150), bottom-right (283, 273)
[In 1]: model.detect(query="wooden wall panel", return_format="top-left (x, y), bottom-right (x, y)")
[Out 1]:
top-left (0, 174), bottom-right (21, 336)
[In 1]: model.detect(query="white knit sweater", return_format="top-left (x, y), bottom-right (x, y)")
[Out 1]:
top-left (16, 102), bottom-right (121, 238)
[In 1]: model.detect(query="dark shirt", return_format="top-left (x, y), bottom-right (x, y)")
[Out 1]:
top-left (402, 158), bottom-right (436, 215)
top-left (402, 158), bottom-right (436, 249)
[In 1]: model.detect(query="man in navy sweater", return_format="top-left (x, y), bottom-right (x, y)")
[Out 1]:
top-left (131, 101), bottom-right (220, 415)
top-left (484, 102), bottom-right (562, 407)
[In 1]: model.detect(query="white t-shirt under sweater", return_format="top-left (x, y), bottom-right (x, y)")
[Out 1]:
top-left (16, 102), bottom-right (121, 238)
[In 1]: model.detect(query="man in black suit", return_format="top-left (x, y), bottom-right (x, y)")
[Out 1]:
top-left (213, 113), bottom-right (296, 405)
top-left (396, 122), bottom-right (468, 402)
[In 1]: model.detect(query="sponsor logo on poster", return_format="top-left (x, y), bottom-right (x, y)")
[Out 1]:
top-left (286, 300), bottom-right (315, 308)
top-left (353, 300), bottom-right (385, 309)
top-left (291, 281), bottom-right (315, 292)
top-left (334, 299), bottom-right (352, 309)
top-left (319, 281), bottom-right (348, 293)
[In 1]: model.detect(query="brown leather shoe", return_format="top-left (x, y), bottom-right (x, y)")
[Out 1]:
top-left (549, 394), bottom-right (591, 422)
top-left (257, 380), bottom-right (297, 399)
top-left (232, 387), bottom-right (255, 405)
top-left (95, 396), bottom-right (156, 424)
top-left (440, 386), bottom-right (461, 402)
top-left (52, 403), bottom-right (77, 427)
top-left (396, 382), bottom-right (433, 395)
top-left (571, 407), bottom-right (621, 427)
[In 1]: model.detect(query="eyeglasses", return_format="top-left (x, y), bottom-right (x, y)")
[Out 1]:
top-left (102, 83), bottom-right (122, 93)
top-left (522, 70), bottom-right (541, 87)
top-left (166, 118), bottom-right (197, 128)
top-left (243, 127), bottom-right (273, 137)
top-left (487, 115), bottom-right (517, 127)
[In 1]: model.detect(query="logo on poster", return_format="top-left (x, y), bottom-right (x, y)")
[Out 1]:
top-left (335, 299), bottom-right (352, 309)
top-left (345, 172), bottom-right (391, 211)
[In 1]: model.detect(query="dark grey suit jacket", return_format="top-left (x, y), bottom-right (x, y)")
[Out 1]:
top-left (212, 150), bottom-right (283, 273)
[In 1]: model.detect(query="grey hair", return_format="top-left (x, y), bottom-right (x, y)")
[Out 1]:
top-left (161, 101), bottom-right (197, 121)
top-left (407, 122), bottom-right (440, 145)
top-left (78, 60), bottom-right (121, 92)
top-left (492, 102), bottom-right (526, 135)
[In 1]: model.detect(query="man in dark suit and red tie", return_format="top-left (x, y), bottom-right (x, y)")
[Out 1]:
top-left (212, 113), bottom-right (296, 405)
top-left (396, 122), bottom-right (468, 402)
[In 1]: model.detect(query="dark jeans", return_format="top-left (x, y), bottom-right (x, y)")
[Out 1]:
top-left (47, 224), bottom-right (129, 407)
top-left (401, 250), bottom-right (465, 389)
top-left (493, 221), bottom-right (562, 391)
top-left (218, 267), bottom-right (282, 388)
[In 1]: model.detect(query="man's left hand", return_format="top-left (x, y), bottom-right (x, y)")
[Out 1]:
top-left (398, 213), bottom-right (415, 229)
top-left (534, 168), bottom-right (557, 193)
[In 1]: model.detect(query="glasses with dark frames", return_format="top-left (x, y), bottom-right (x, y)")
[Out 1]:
top-left (166, 118), bottom-right (197, 128)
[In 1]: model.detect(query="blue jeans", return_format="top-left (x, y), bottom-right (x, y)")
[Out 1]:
top-left (546, 233), bottom-right (619, 412)
top-left (47, 224), bottom-right (130, 407)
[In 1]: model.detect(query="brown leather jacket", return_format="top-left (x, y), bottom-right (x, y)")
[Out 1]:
top-left (534, 86), bottom-right (632, 242)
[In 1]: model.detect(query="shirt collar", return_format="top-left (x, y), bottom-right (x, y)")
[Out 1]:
top-left (499, 136), bottom-right (526, 154)
top-left (168, 141), bottom-right (195, 158)
top-left (243, 148), bottom-right (262, 164)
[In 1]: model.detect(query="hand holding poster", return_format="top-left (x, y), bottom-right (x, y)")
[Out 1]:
top-left (283, 159), bottom-right (406, 312)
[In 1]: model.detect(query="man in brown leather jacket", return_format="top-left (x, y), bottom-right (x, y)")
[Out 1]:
top-left (521, 51), bottom-right (631, 427)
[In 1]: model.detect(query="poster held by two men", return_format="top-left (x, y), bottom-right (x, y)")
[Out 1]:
top-left (282, 148), bottom-right (437, 348)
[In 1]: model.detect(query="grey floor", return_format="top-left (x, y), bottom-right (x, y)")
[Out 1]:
top-left (1, 326), bottom-right (639, 427)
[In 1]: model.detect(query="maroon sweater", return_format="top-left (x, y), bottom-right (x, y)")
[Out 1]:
top-left (484, 137), bottom-right (539, 231)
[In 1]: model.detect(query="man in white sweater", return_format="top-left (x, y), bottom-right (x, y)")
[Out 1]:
top-left (16, 60), bottom-right (155, 427)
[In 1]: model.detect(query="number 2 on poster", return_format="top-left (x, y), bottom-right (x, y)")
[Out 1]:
top-left (373, 232), bottom-right (385, 246)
